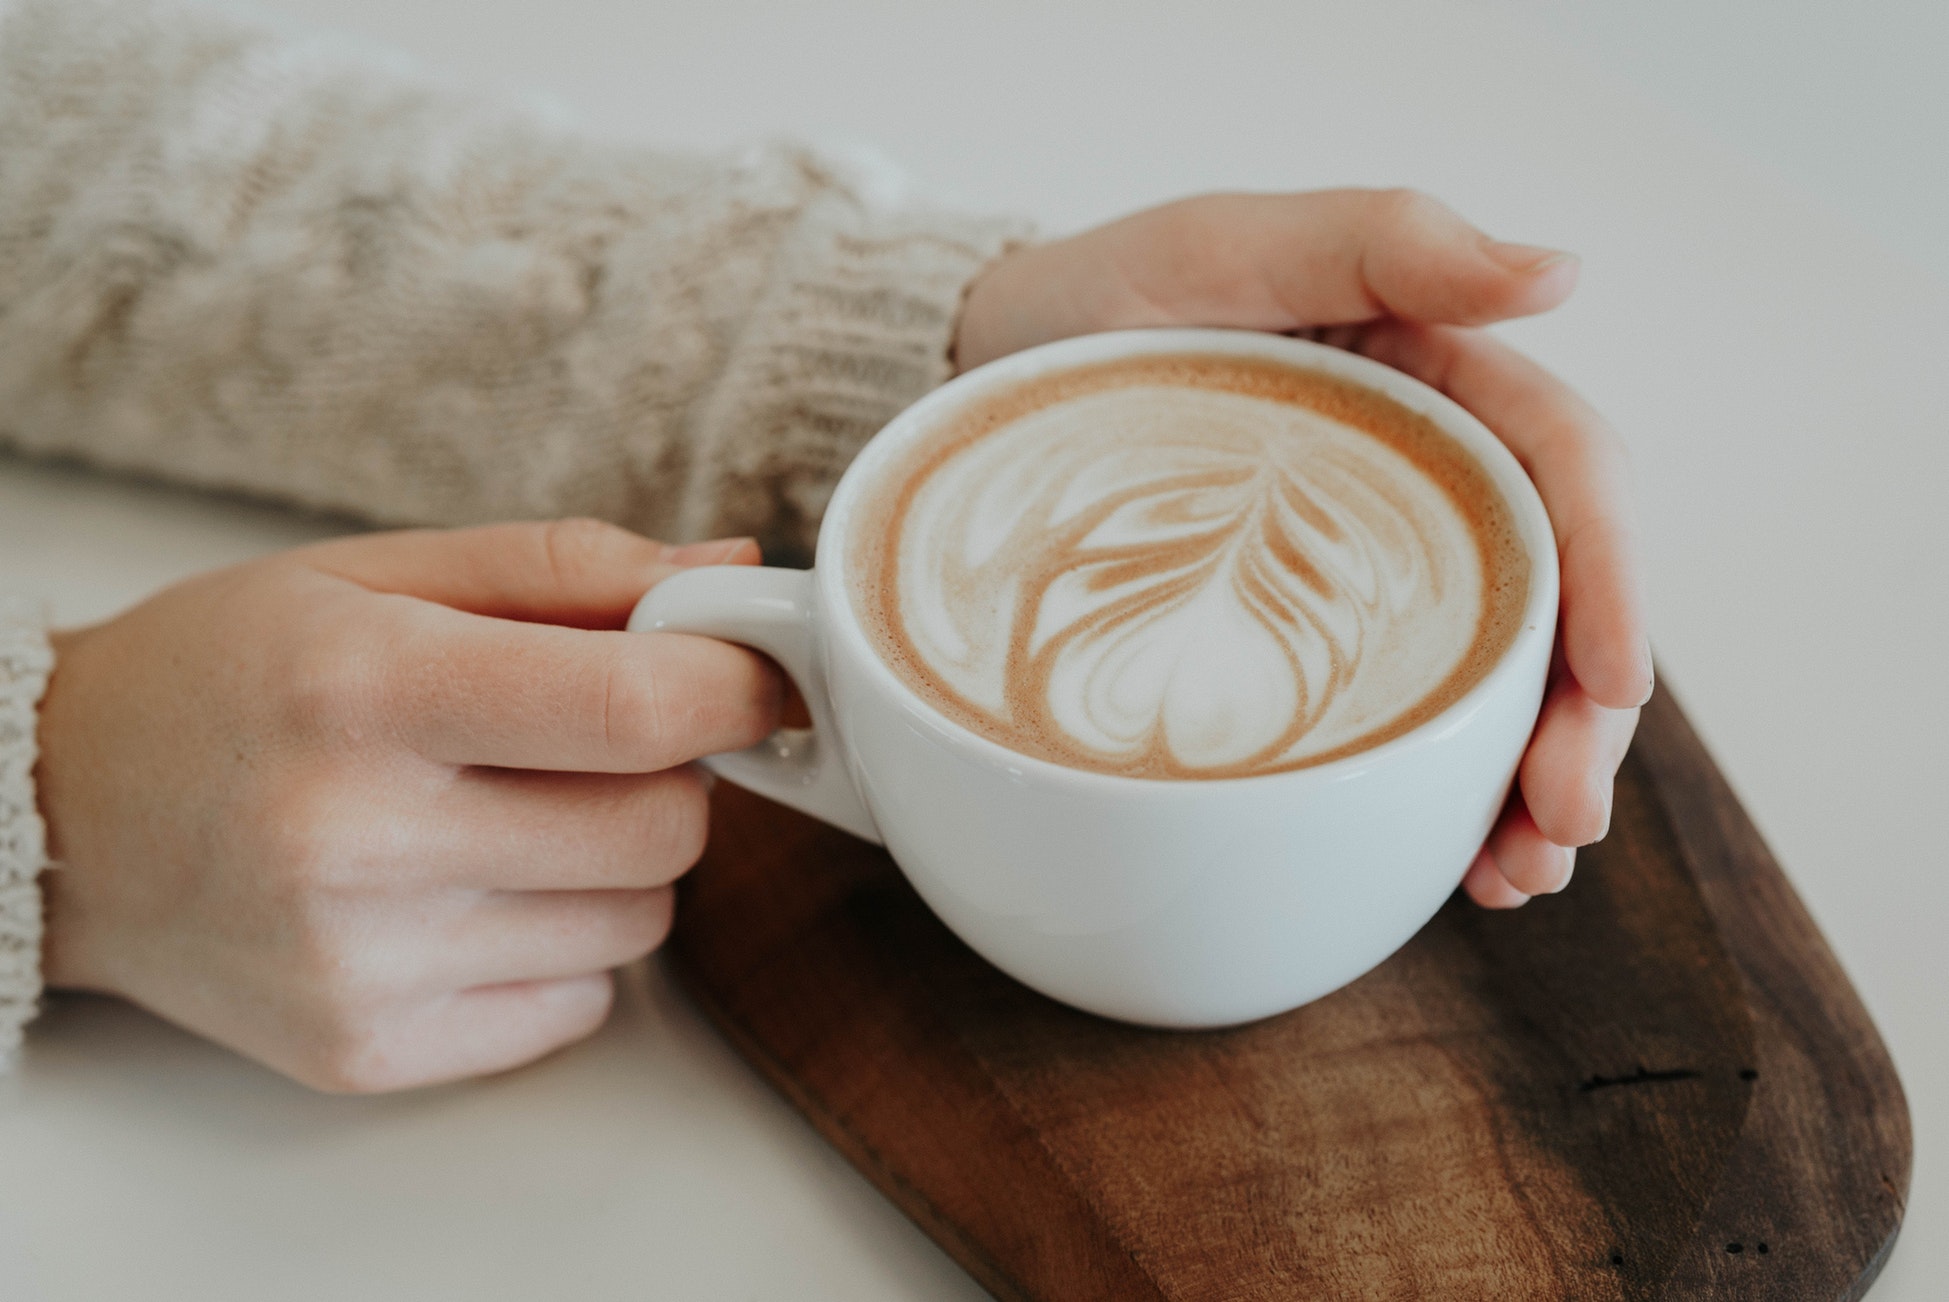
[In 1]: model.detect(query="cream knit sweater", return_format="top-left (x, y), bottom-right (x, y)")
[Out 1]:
top-left (0, 0), bottom-right (1025, 1061)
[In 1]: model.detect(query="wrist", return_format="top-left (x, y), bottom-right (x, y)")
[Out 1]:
top-left (31, 625), bottom-right (113, 995)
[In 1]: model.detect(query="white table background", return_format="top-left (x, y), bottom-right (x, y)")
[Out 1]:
top-left (2, 1), bottom-right (1942, 1296)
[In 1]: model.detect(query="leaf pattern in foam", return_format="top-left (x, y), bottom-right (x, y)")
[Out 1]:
top-left (900, 385), bottom-right (1485, 776)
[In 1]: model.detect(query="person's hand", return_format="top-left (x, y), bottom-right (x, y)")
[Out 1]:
top-left (956, 189), bottom-right (1651, 907)
top-left (35, 521), bottom-right (781, 1091)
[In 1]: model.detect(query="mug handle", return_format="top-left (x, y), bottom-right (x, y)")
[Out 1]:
top-left (628, 566), bottom-right (883, 844)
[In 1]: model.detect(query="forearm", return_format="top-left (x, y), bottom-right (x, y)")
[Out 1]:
top-left (0, 0), bottom-right (1025, 560)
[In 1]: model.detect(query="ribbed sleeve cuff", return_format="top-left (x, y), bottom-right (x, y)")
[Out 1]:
top-left (678, 183), bottom-right (1031, 565)
top-left (0, 597), bottom-right (54, 1067)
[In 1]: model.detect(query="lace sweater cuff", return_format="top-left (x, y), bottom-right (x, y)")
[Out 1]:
top-left (0, 597), bottom-right (53, 1065)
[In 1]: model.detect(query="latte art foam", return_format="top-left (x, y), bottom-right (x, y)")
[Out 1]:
top-left (851, 355), bottom-right (1529, 779)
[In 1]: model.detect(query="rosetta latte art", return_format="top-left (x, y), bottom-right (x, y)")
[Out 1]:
top-left (856, 359), bottom-right (1523, 779)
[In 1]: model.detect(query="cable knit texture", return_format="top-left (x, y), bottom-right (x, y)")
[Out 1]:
top-left (0, 0), bottom-right (1029, 1058)
top-left (0, 599), bottom-right (53, 1065)
top-left (0, 0), bottom-right (1027, 562)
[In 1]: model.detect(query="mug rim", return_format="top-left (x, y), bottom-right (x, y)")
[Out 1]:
top-left (814, 326), bottom-right (1561, 792)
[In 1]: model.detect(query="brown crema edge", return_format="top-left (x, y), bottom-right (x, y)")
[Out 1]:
top-left (849, 353), bottom-right (1533, 779)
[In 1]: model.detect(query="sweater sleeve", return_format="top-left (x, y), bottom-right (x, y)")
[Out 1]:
top-left (0, 0), bottom-right (1031, 1060)
top-left (0, 0), bottom-right (1030, 565)
top-left (0, 598), bottom-right (53, 1066)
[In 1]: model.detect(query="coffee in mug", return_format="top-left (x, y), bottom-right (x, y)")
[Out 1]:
top-left (847, 354), bottom-right (1530, 780)
top-left (632, 329), bottom-right (1558, 1027)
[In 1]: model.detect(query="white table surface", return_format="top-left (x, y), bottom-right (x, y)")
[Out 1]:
top-left (2, 1), bottom-right (1941, 1297)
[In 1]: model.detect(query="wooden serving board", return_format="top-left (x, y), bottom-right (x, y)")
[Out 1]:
top-left (668, 686), bottom-right (1911, 1300)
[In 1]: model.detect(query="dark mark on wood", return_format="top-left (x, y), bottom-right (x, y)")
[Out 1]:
top-left (1578, 1066), bottom-right (1703, 1092)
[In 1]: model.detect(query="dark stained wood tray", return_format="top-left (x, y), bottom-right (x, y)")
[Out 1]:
top-left (668, 685), bottom-right (1910, 1300)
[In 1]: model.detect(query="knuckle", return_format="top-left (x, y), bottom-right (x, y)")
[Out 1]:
top-left (260, 781), bottom-right (353, 892)
top-left (1545, 788), bottom-right (1607, 848)
top-left (287, 974), bottom-right (399, 1095)
top-left (657, 769), bottom-right (713, 877)
top-left (537, 517), bottom-right (639, 589)
top-left (282, 615), bottom-right (388, 738)
top-left (600, 642), bottom-right (779, 771)
top-left (1141, 195), bottom-right (1205, 241)
top-left (599, 888), bottom-right (677, 957)
top-left (288, 913), bottom-right (375, 1013)
top-left (259, 787), bottom-right (339, 888)
top-left (301, 1017), bottom-right (403, 1095)
top-left (597, 648), bottom-right (669, 766)
top-left (1595, 420), bottom-right (1635, 472)
top-left (554, 974), bottom-right (619, 1041)
top-left (1170, 191), bottom-right (1244, 230)
top-left (1610, 706), bottom-right (1645, 758)
top-left (284, 937), bottom-right (410, 1093)
top-left (1548, 400), bottom-right (1624, 462)
top-left (637, 888), bottom-right (677, 953)
top-left (1370, 186), bottom-right (1445, 233)
top-left (1140, 193), bottom-right (1239, 258)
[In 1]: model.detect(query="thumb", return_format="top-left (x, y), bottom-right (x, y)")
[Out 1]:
top-left (301, 519), bottom-right (762, 629)
top-left (1096, 188), bottom-right (1580, 334)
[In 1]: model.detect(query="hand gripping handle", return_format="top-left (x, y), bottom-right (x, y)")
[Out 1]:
top-left (628, 567), bottom-right (882, 844)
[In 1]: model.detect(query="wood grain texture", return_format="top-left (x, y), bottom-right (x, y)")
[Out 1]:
top-left (668, 685), bottom-right (1910, 1300)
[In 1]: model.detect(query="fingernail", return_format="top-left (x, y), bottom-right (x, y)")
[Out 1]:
top-left (1485, 240), bottom-right (1575, 274)
top-left (669, 537), bottom-right (756, 566)
top-left (1546, 846), bottom-right (1577, 893)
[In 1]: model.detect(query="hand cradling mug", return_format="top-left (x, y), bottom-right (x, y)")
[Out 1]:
top-left (632, 329), bottom-right (1558, 1027)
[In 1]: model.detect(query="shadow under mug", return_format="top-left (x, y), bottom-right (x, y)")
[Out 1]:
top-left (629, 328), bottom-right (1558, 1027)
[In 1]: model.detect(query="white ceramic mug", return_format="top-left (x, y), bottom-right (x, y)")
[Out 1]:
top-left (629, 328), bottom-right (1558, 1027)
